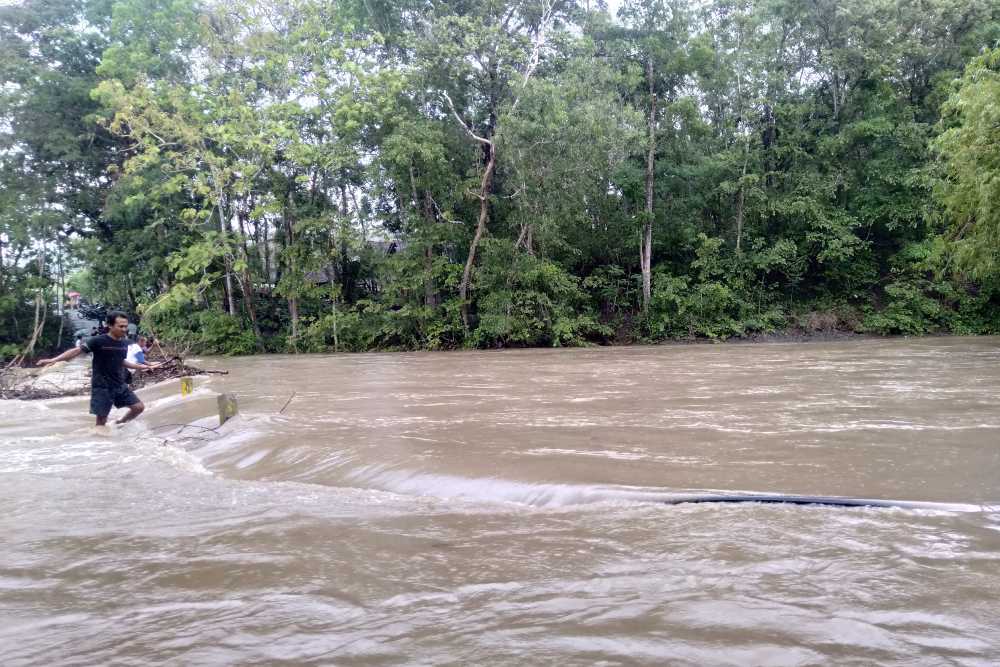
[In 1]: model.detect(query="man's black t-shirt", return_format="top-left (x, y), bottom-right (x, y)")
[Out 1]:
top-left (81, 334), bottom-right (129, 388)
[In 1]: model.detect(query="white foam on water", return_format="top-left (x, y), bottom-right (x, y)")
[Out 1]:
top-left (343, 465), bottom-right (648, 507)
top-left (141, 439), bottom-right (213, 476)
top-left (0, 438), bottom-right (117, 474)
top-left (520, 447), bottom-right (649, 461)
top-left (338, 465), bottom-right (993, 513)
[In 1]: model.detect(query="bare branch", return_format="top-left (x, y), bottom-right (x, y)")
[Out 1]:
top-left (442, 91), bottom-right (492, 146)
top-left (510, 0), bottom-right (556, 115)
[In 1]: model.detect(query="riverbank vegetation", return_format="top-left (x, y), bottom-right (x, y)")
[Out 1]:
top-left (3, 0), bottom-right (1000, 356)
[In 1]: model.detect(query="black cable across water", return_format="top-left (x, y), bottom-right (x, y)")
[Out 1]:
top-left (659, 493), bottom-right (986, 510)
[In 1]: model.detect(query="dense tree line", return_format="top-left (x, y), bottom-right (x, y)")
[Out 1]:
top-left (2, 0), bottom-right (1000, 356)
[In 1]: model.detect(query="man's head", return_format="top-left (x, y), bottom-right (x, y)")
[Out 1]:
top-left (106, 311), bottom-right (129, 339)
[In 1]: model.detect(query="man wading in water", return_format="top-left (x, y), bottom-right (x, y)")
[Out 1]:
top-left (36, 311), bottom-right (160, 425)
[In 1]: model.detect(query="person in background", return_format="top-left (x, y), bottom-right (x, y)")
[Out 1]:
top-left (127, 335), bottom-right (149, 366)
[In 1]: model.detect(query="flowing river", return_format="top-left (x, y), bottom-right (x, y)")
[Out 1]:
top-left (2, 337), bottom-right (1000, 665)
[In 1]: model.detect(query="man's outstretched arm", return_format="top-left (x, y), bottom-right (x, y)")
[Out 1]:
top-left (36, 346), bottom-right (85, 366)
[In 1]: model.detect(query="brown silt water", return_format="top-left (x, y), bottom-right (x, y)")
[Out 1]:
top-left (2, 337), bottom-right (1000, 664)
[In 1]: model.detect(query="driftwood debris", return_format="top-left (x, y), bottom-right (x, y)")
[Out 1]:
top-left (0, 382), bottom-right (85, 401)
top-left (0, 355), bottom-right (227, 401)
top-left (129, 357), bottom-right (227, 390)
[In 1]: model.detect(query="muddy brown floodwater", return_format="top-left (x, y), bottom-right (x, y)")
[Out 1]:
top-left (2, 337), bottom-right (1000, 665)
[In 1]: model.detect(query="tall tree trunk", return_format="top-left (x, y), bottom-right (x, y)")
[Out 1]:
top-left (23, 243), bottom-right (47, 358)
top-left (761, 103), bottom-right (777, 188)
top-left (125, 272), bottom-right (138, 316)
top-left (424, 245), bottom-right (436, 307)
top-left (831, 70), bottom-right (841, 119)
top-left (288, 294), bottom-right (299, 347)
top-left (238, 272), bottom-right (261, 338)
top-left (410, 164), bottom-right (439, 308)
top-left (235, 204), bottom-right (262, 342)
top-left (330, 284), bottom-right (340, 353)
top-left (440, 0), bottom-right (552, 329)
top-left (515, 223), bottom-right (535, 255)
top-left (222, 262), bottom-right (235, 315)
top-left (262, 217), bottom-right (272, 290)
top-left (218, 193), bottom-right (236, 316)
top-left (641, 56), bottom-right (656, 313)
top-left (284, 191), bottom-right (299, 350)
top-left (56, 247), bottom-right (65, 346)
top-left (459, 142), bottom-right (496, 330)
top-left (441, 0), bottom-right (554, 328)
top-left (735, 143), bottom-right (750, 253)
top-left (350, 188), bottom-right (366, 243)
top-left (339, 181), bottom-right (351, 299)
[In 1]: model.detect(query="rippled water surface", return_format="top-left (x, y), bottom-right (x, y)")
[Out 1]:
top-left (3, 338), bottom-right (1000, 665)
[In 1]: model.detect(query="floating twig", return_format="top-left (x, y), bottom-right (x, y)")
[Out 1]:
top-left (278, 391), bottom-right (297, 414)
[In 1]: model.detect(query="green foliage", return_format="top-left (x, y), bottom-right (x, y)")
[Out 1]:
top-left (145, 305), bottom-right (257, 355)
top-left (861, 241), bottom-right (1000, 336)
top-left (471, 240), bottom-right (610, 348)
top-left (933, 46), bottom-right (1000, 281)
top-left (647, 273), bottom-right (737, 339)
top-left (582, 265), bottom-right (637, 334)
top-left (193, 311), bottom-right (258, 355)
top-left (301, 309), bottom-right (366, 353)
top-left (862, 280), bottom-right (950, 336)
top-left (4, 0), bottom-right (999, 357)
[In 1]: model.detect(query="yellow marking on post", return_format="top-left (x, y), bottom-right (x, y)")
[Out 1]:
top-left (180, 377), bottom-right (193, 396)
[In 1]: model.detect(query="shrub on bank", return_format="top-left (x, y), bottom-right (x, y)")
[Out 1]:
top-left (144, 306), bottom-right (258, 355)
top-left (137, 237), bottom-right (1000, 354)
top-left (470, 240), bottom-right (611, 347)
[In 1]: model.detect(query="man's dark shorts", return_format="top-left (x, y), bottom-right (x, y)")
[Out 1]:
top-left (90, 384), bottom-right (140, 417)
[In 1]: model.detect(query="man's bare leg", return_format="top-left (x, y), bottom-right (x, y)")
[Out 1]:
top-left (116, 402), bottom-right (145, 425)
top-left (96, 416), bottom-right (108, 426)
